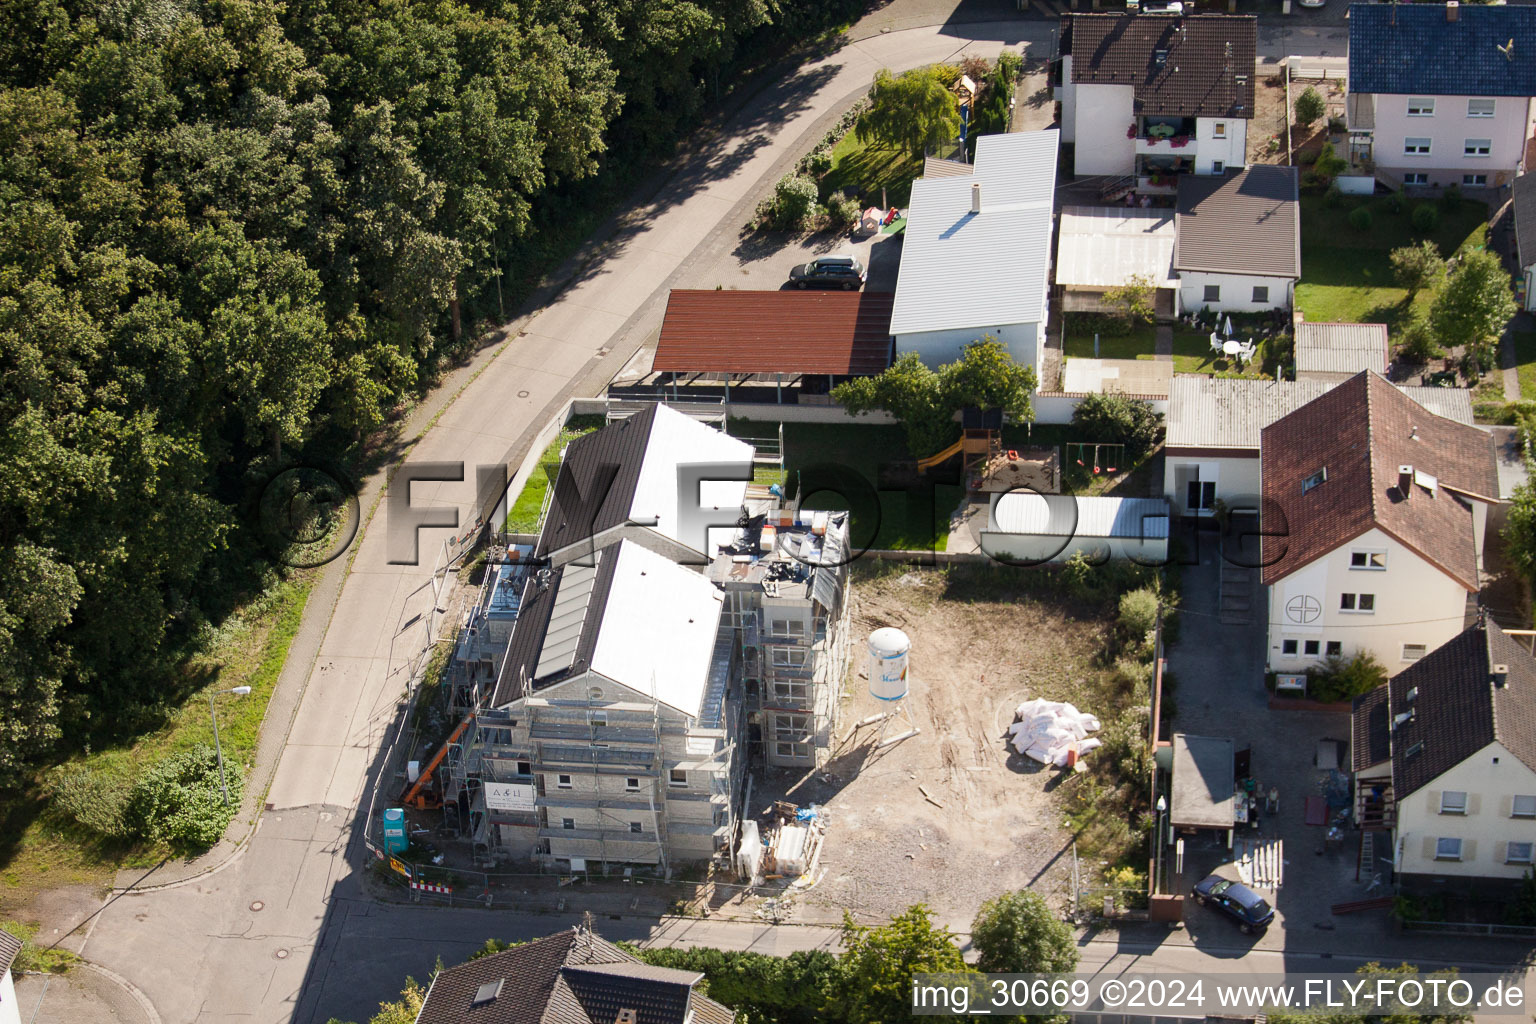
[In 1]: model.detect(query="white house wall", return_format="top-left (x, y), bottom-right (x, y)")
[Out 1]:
top-left (978, 531), bottom-right (1168, 566)
top-left (1266, 527), bottom-right (1469, 673)
top-left (1368, 93), bottom-right (1533, 186)
top-left (1193, 116), bottom-right (1248, 174)
top-left (1073, 82), bottom-right (1136, 176)
top-left (1179, 271), bottom-right (1293, 314)
top-left (1164, 452), bottom-right (1261, 516)
top-left (1396, 741), bottom-right (1536, 882)
top-left (895, 321), bottom-right (1042, 374)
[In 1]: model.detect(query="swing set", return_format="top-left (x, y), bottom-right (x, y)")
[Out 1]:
top-left (1066, 442), bottom-right (1125, 476)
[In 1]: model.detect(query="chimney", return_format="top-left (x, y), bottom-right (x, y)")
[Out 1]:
top-left (1493, 663), bottom-right (1510, 688)
top-left (1447, 0), bottom-right (1459, 21)
top-left (1398, 465), bottom-right (1413, 497)
top-left (616, 1011), bottom-right (638, 1024)
top-left (971, 182), bottom-right (982, 214)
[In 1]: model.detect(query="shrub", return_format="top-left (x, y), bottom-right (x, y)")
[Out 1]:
top-left (1411, 202), bottom-right (1440, 234)
top-left (1348, 206), bottom-right (1372, 231)
top-left (1118, 588), bottom-right (1160, 644)
top-left (801, 144), bottom-right (833, 179)
top-left (1323, 183), bottom-right (1344, 208)
top-left (932, 61), bottom-right (961, 87)
top-left (127, 745), bottom-right (242, 850)
top-left (1440, 182), bottom-right (1463, 212)
top-left (49, 762), bottom-right (136, 839)
top-left (1070, 392), bottom-right (1165, 461)
top-left (1294, 85), bottom-right (1325, 127)
top-left (768, 174), bottom-right (820, 231)
top-left (1314, 140), bottom-right (1347, 180)
top-left (1307, 651), bottom-right (1387, 703)
top-left (1385, 189), bottom-right (1406, 214)
top-left (824, 189), bottom-right (861, 228)
top-left (1395, 314), bottom-right (1443, 363)
top-left (1389, 240), bottom-right (1447, 299)
top-left (996, 51), bottom-right (1024, 82)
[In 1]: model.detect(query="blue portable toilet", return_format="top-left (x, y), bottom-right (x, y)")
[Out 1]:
top-left (382, 807), bottom-right (408, 855)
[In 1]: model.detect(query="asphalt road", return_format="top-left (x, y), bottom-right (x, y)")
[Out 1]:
top-left (57, 8), bottom-right (1395, 1024)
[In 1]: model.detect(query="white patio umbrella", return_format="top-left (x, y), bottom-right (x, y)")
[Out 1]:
top-left (1223, 314), bottom-right (1234, 338)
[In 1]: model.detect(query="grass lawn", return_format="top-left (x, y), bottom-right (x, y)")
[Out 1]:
top-left (779, 422), bottom-right (959, 550)
top-left (503, 415), bottom-right (606, 533)
top-left (1296, 192), bottom-right (1490, 333)
top-left (0, 572), bottom-right (315, 917)
top-left (1167, 329), bottom-right (1275, 377)
top-left (1513, 330), bottom-right (1536, 401)
top-left (819, 130), bottom-right (922, 209)
top-left (1062, 325), bottom-right (1157, 360)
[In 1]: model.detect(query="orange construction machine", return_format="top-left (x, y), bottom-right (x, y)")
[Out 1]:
top-left (400, 714), bottom-right (473, 810)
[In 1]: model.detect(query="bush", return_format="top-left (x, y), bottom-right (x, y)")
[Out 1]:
top-left (932, 61), bottom-right (961, 87)
top-left (996, 51), bottom-right (1024, 82)
top-left (1323, 183), bottom-right (1344, 208)
top-left (801, 144), bottom-right (833, 179)
top-left (1386, 189), bottom-right (1406, 214)
top-left (1065, 311), bottom-right (1139, 338)
top-left (49, 762), bottom-right (136, 839)
top-left (1118, 588), bottom-right (1160, 644)
top-left (1070, 392), bottom-right (1165, 461)
top-left (127, 745), bottom-right (242, 850)
top-left (1396, 314), bottom-right (1443, 363)
top-left (1294, 85), bottom-right (1325, 127)
top-left (1307, 651), bottom-right (1387, 703)
top-left (824, 189), bottom-right (861, 228)
top-left (768, 174), bottom-right (820, 232)
top-left (1440, 182), bottom-right (1463, 212)
top-left (1389, 240), bottom-right (1447, 298)
top-left (1348, 206), bottom-right (1372, 231)
top-left (1411, 203), bottom-right (1440, 234)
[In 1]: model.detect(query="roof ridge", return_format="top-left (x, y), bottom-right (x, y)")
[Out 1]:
top-left (1363, 372), bottom-right (1380, 524)
top-left (1486, 616), bottom-right (1501, 747)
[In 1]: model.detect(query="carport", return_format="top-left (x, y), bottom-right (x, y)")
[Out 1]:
top-left (630, 289), bottom-right (895, 404)
top-left (1169, 733), bottom-right (1235, 841)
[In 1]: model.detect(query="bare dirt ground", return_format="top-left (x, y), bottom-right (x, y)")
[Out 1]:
top-left (1248, 63), bottom-right (1289, 165)
top-left (765, 565), bottom-right (1113, 932)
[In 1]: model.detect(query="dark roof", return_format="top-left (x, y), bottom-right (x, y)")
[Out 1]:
top-left (0, 930), bottom-right (21, 977)
top-left (416, 928), bottom-right (733, 1024)
top-left (654, 290), bottom-right (894, 376)
top-left (1382, 619), bottom-right (1536, 799)
top-left (1060, 13), bottom-right (1257, 119)
top-left (1260, 372), bottom-right (1500, 590)
top-left (1174, 167), bottom-right (1300, 279)
top-left (1348, 3), bottom-right (1536, 98)
top-left (536, 407), bottom-right (656, 560)
top-left (1514, 172), bottom-right (1536, 270)
top-left (1352, 684), bottom-right (1392, 772)
top-left (492, 545), bottom-right (619, 706)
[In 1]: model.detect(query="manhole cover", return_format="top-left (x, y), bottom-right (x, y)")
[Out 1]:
top-left (274, 948), bottom-right (289, 960)
top-left (250, 901), bottom-right (265, 912)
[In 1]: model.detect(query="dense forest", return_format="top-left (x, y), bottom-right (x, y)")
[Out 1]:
top-left (0, 0), bottom-right (861, 786)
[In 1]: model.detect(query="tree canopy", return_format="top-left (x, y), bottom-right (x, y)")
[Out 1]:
top-left (832, 339), bottom-right (1036, 457)
top-left (857, 66), bottom-right (961, 158)
top-left (970, 890), bottom-right (1079, 975)
top-left (1429, 248), bottom-right (1517, 370)
top-left (0, 0), bottom-right (863, 786)
top-left (835, 906), bottom-right (969, 1024)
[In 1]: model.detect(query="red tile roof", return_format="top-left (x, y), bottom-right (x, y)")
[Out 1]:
top-left (653, 290), bottom-right (893, 376)
top-left (1260, 372), bottom-right (1499, 590)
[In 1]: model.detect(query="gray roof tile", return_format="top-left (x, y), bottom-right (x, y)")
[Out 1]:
top-left (1061, 13), bottom-right (1258, 119)
top-left (1174, 167), bottom-right (1300, 279)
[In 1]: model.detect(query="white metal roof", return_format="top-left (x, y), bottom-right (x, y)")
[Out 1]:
top-left (589, 541), bottom-right (724, 718)
top-left (631, 402), bottom-right (753, 554)
top-left (1294, 322), bottom-right (1389, 376)
top-left (989, 494), bottom-right (1170, 539)
top-left (1166, 376), bottom-right (1474, 450)
top-left (888, 131), bottom-right (1059, 337)
top-left (1056, 206), bottom-right (1177, 290)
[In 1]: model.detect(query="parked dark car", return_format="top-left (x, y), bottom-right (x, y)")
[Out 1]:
top-left (1192, 874), bottom-right (1274, 933)
top-left (788, 255), bottom-right (866, 290)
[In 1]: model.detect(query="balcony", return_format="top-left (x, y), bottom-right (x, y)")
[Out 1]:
top-left (1135, 154), bottom-right (1192, 193)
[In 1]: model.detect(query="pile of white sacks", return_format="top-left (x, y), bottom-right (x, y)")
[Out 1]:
top-left (1008, 698), bottom-right (1102, 769)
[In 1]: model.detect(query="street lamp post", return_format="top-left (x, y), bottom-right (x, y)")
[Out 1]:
top-left (1154, 795), bottom-right (1168, 894)
top-left (209, 686), bottom-right (253, 807)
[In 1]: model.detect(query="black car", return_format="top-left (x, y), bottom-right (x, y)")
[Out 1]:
top-left (1192, 874), bottom-right (1274, 933)
top-left (788, 255), bottom-right (866, 290)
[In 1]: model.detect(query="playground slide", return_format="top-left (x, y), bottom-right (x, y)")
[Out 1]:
top-left (915, 437), bottom-right (965, 472)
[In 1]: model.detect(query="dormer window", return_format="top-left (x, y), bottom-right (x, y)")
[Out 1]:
top-left (1302, 468), bottom-right (1327, 493)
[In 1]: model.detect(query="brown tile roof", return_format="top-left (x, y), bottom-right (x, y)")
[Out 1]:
top-left (416, 928), bottom-right (733, 1024)
top-left (0, 930), bottom-right (21, 977)
top-left (653, 290), bottom-right (894, 376)
top-left (1381, 619), bottom-right (1536, 799)
top-left (1260, 372), bottom-right (1499, 590)
top-left (1174, 166), bottom-right (1300, 279)
top-left (1060, 13), bottom-right (1257, 119)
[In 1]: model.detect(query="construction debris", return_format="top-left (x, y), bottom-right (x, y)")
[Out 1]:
top-left (1007, 698), bottom-right (1102, 769)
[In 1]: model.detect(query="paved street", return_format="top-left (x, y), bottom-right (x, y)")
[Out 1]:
top-left (45, 5), bottom-right (1386, 1024)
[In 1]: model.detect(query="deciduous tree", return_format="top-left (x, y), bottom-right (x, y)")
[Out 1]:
top-left (858, 66), bottom-right (961, 158)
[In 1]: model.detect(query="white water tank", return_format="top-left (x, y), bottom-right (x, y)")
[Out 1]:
top-left (867, 627), bottom-right (911, 701)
